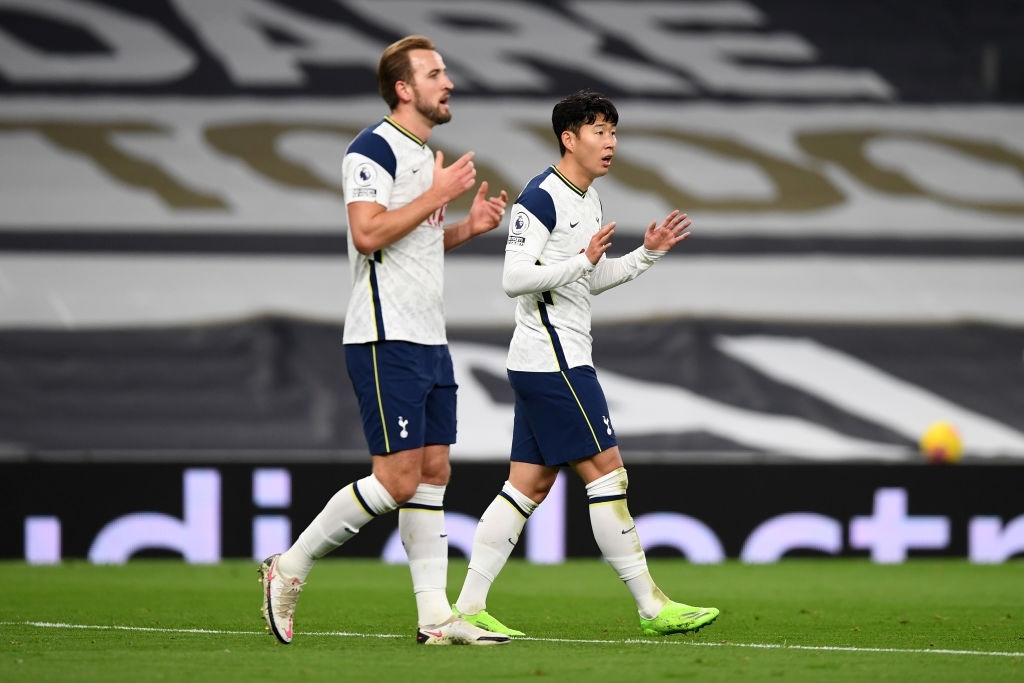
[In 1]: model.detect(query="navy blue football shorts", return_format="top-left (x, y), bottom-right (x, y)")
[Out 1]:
top-left (507, 365), bottom-right (617, 467)
top-left (345, 341), bottom-right (457, 455)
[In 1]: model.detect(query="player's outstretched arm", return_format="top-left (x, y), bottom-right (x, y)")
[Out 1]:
top-left (587, 210), bottom-right (694, 295)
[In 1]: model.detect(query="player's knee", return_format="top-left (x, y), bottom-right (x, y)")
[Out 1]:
top-left (420, 445), bottom-right (452, 484)
top-left (420, 461), bottom-right (451, 485)
top-left (509, 472), bottom-right (557, 503)
top-left (371, 469), bottom-right (421, 504)
top-left (386, 478), bottom-right (420, 504)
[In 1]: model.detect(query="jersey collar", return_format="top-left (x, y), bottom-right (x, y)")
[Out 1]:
top-left (549, 165), bottom-right (587, 197)
top-left (384, 116), bottom-right (427, 147)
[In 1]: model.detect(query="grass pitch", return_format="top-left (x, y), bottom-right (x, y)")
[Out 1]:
top-left (1, 559), bottom-right (1021, 682)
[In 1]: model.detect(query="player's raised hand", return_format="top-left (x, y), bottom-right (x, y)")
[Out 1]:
top-left (643, 210), bottom-right (692, 251)
top-left (585, 221), bottom-right (615, 265)
top-left (432, 150), bottom-right (477, 205)
top-left (467, 181), bottom-right (509, 236)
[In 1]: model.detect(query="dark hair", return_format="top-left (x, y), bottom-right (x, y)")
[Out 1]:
top-left (378, 35), bottom-right (436, 110)
top-left (551, 90), bottom-right (619, 155)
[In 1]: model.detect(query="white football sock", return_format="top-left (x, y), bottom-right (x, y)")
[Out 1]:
top-left (277, 474), bottom-right (396, 581)
top-left (399, 483), bottom-right (452, 627)
top-left (586, 467), bottom-right (668, 619)
top-left (456, 481), bottom-right (537, 614)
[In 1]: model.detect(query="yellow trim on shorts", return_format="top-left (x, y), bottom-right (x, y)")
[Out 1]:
top-left (560, 370), bottom-right (602, 451)
top-left (371, 344), bottom-right (390, 453)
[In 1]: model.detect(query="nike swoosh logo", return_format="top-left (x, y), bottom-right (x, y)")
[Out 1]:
top-left (412, 168), bottom-right (420, 173)
top-left (507, 537), bottom-right (516, 546)
top-left (621, 526), bottom-right (636, 534)
top-left (423, 629), bottom-right (443, 638)
top-left (569, 221), bottom-right (579, 228)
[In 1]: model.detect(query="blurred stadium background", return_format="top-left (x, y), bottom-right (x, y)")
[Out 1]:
top-left (1, 0), bottom-right (1022, 563)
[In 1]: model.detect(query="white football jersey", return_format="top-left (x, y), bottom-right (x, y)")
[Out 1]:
top-left (504, 166), bottom-right (604, 372)
top-left (341, 117), bottom-right (447, 345)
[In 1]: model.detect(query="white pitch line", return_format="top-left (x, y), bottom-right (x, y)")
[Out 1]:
top-left (5, 621), bottom-right (1023, 659)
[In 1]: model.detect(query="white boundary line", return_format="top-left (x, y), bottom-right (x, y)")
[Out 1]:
top-left (6, 621), bottom-right (1022, 658)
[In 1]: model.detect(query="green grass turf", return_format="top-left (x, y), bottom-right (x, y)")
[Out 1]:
top-left (1, 559), bottom-right (1021, 682)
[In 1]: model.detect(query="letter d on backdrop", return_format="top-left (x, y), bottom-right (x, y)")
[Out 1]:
top-left (88, 469), bottom-right (221, 564)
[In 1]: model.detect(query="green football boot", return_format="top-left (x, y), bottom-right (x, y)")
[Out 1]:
top-left (452, 604), bottom-right (525, 637)
top-left (639, 601), bottom-right (719, 636)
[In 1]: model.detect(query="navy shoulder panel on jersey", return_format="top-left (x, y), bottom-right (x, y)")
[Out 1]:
top-left (346, 122), bottom-right (397, 179)
top-left (515, 168), bottom-right (557, 233)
